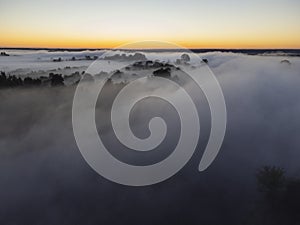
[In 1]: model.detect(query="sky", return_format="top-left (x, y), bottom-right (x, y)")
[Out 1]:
top-left (0, 0), bottom-right (299, 49)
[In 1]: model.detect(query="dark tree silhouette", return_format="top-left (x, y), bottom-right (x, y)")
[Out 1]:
top-left (103, 52), bottom-right (147, 61)
top-left (254, 166), bottom-right (300, 225)
top-left (256, 166), bottom-right (286, 195)
top-left (181, 53), bottom-right (190, 63)
top-left (202, 58), bottom-right (208, 63)
top-left (53, 57), bottom-right (62, 62)
top-left (23, 77), bottom-right (41, 86)
top-left (49, 73), bottom-right (64, 86)
top-left (0, 71), bottom-right (43, 88)
top-left (153, 67), bottom-right (171, 77)
top-left (0, 52), bottom-right (9, 56)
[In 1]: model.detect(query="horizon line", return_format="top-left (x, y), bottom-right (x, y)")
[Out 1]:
top-left (1, 47), bottom-right (300, 51)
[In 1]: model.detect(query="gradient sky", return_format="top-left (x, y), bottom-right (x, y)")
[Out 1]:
top-left (0, 0), bottom-right (299, 48)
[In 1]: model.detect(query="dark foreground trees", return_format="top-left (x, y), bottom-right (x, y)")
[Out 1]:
top-left (253, 166), bottom-right (300, 225)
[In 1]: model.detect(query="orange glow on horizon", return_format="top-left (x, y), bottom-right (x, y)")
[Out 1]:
top-left (1, 27), bottom-right (300, 49)
top-left (1, 37), bottom-right (300, 49)
top-left (1, 0), bottom-right (299, 50)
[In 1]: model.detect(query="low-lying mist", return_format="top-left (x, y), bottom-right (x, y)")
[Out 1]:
top-left (0, 53), bottom-right (300, 225)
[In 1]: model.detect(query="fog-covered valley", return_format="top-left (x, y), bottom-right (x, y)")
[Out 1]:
top-left (0, 49), bottom-right (300, 225)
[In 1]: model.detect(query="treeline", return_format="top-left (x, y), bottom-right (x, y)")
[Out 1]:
top-left (0, 72), bottom-right (64, 88)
